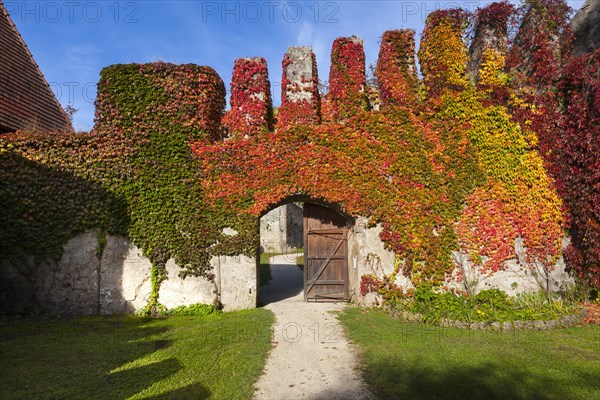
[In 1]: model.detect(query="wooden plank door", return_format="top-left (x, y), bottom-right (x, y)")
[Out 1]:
top-left (304, 203), bottom-right (349, 301)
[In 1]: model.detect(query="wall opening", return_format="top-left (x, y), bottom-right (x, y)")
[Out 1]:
top-left (257, 198), bottom-right (354, 306)
top-left (258, 202), bottom-right (305, 306)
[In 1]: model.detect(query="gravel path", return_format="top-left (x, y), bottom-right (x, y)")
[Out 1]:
top-left (253, 254), bottom-right (373, 400)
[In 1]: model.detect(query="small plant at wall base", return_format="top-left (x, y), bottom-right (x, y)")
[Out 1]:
top-left (138, 264), bottom-right (167, 317)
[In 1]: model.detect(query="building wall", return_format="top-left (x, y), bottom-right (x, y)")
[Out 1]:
top-left (260, 203), bottom-right (303, 253)
top-left (0, 229), bottom-right (257, 315)
top-left (0, 222), bottom-right (575, 315)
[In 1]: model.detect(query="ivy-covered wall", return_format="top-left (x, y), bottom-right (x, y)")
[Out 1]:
top-left (278, 47), bottom-right (321, 127)
top-left (194, 1), bottom-right (585, 295)
top-left (1, 63), bottom-right (258, 314)
top-left (375, 29), bottom-right (419, 108)
top-left (323, 36), bottom-right (369, 121)
top-left (223, 57), bottom-right (274, 137)
top-left (1, 0), bottom-right (598, 316)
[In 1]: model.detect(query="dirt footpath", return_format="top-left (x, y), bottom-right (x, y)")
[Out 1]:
top-left (253, 255), bottom-right (373, 400)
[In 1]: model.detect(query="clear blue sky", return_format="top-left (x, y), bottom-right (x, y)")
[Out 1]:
top-left (5, 0), bottom-right (586, 131)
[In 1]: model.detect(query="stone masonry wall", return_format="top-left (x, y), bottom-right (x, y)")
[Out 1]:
top-left (349, 218), bottom-right (573, 306)
top-left (349, 218), bottom-right (411, 305)
top-left (0, 224), bottom-right (575, 315)
top-left (0, 229), bottom-right (257, 315)
top-left (260, 204), bottom-right (303, 253)
top-left (0, 230), bottom-right (151, 315)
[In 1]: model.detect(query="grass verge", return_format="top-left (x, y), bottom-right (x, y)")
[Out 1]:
top-left (0, 309), bottom-right (273, 399)
top-left (296, 255), bottom-right (304, 269)
top-left (339, 307), bottom-right (600, 400)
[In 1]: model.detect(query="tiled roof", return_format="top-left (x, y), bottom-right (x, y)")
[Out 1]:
top-left (0, 1), bottom-right (72, 133)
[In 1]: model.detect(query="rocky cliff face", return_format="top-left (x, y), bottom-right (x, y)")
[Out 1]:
top-left (571, 0), bottom-right (600, 56)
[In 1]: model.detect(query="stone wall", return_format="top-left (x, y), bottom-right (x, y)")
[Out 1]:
top-left (570, 0), bottom-right (600, 56)
top-left (447, 238), bottom-right (574, 297)
top-left (466, 256), bottom-right (573, 296)
top-left (0, 229), bottom-right (257, 315)
top-left (158, 259), bottom-right (215, 310)
top-left (278, 46), bottom-right (321, 126)
top-left (0, 230), bottom-right (151, 315)
top-left (348, 219), bottom-right (574, 306)
top-left (216, 254), bottom-right (258, 311)
top-left (468, 6), bottom-right (508, 83)
top-left (0, 222), bottom-right (576, 315)
top-left (260, 204), bottom-right (303, 253)
top-left (348, 217), bottom-right (412, 305)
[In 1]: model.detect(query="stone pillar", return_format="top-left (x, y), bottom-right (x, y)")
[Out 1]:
top-left (277, 46), bottom-right (321, 128)
top-left (224, 57), bottom-right (274, 138)
top-left (508, 1), bottom-right (568, 89)
top-left (418, 9), bottom-right (470, 97)
top-left (468, 2), bottom-right (512, 84)
top-left (325, 36), bottom-right (368, 121)
top-left (375, 29), bottom-right (419, 108)
top-left (570, 0), bottom-right (600, 56)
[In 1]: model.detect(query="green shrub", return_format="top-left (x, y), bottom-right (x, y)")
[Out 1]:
top-left (391, 288), bottom-right (580, 324)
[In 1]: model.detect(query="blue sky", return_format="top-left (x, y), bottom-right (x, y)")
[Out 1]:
top-left (5, 0), bottom-right (586, 131)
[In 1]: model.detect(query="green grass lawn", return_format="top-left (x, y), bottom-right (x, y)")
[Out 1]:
top-left (339, 307), bottom-right (600, 400)
top-left (0, 309), bottom-right (273, 399)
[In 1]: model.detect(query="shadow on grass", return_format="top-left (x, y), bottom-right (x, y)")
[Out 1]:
top-left (365, 357), bottom-right (600, 400)
top-left (99, 358), bottom-right (182, 398)
top-left (339, 309), bottom-right (600, 400)
top-left (0, 316), bottom-right (210, 399)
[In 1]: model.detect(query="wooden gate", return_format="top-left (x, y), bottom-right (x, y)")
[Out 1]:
top-left (303, 203), bottom-right (349, 301)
